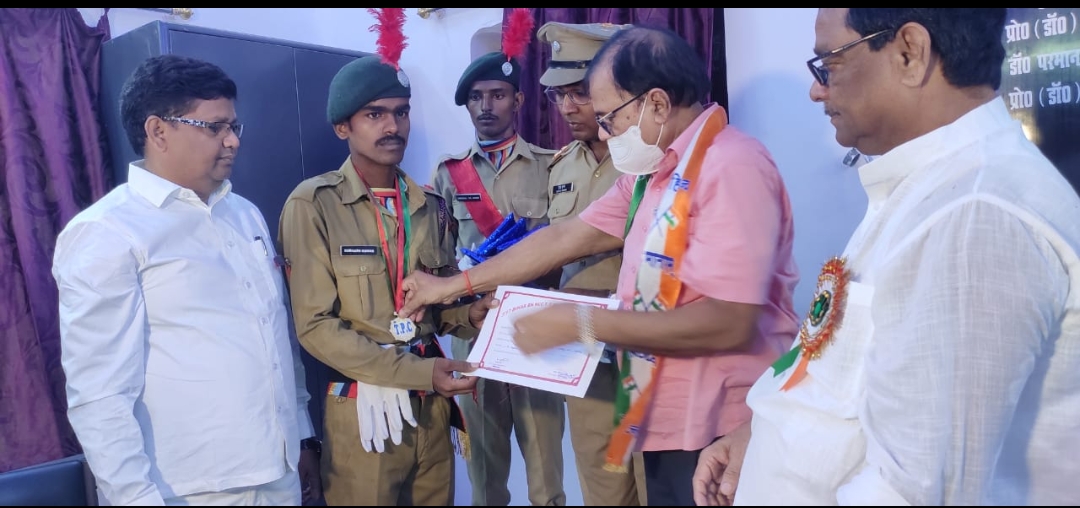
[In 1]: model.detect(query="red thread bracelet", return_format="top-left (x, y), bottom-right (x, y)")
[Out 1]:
top-left (463, 269), bottom-right (475, 297)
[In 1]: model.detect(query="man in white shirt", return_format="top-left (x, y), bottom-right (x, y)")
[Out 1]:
top-left (52, 55), bottom-right (320, 506)
top-left (693, 8), bottom-right (1080, 506)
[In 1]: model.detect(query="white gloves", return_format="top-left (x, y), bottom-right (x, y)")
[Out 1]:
top-left (354, 380), bottom-right (418, 453)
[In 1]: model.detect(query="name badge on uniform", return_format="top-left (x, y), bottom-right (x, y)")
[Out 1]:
top-left (456, 194), bottom-right (482, 202)
top-left (341, 245), bottom-right (378, 256)
top-left (552, 182), bottom-right (574, 195)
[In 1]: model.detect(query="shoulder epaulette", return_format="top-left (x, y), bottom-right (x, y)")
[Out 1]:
top-left (289, 171), bottom-right (343, 202)
top-left (548, 142), bottom-right (575, 169)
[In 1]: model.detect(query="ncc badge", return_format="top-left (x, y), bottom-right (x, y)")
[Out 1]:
top-left (390, 315), bottom-right (417, 343)
top-left (773, 256), bottom-right (851, 391)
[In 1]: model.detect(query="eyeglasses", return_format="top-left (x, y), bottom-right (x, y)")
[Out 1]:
top-left (162, 116), bottom-right (244, 139)
top-left (595, 91), bottom-right (646, 136)
top-left (544, 87), bottom-right (591, 106)
top-left (806, 29), bottom-right (892, 87)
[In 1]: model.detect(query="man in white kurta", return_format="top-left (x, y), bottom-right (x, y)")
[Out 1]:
top-left (737, 97), bottom-right (1080, 505)
top-left (693, 8), bottom-right (1080, 506)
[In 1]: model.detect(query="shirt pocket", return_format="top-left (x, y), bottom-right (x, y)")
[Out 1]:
top-left (418, 244), bottom-right (451, 273)
top-left (512, 194), bottom-right (549, 221)
top-left (547, 188), bottom-right (579, 221)
top-left (452, 199), bottom-right (474, 223)
top-left (803, 280), bottom-right (875, 417)
top-left (249, 238), bottom-right (283, 306)
top-left (331, 254), bottom-right (389, 323)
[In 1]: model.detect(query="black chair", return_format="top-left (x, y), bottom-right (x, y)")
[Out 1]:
top-left (0, 454), bottom-right (97, 506)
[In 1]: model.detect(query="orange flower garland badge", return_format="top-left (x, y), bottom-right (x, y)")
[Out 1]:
top-left (772, 256), bottom-right (851, 391)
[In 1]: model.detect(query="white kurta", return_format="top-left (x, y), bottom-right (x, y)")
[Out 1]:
top-left (737, 98), bottom-right (1080, 505)
top-left (53, 163), bottom-right (315, 505)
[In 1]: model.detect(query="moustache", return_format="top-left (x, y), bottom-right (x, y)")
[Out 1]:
top-left (477, 114), bottom-right (497, 122)
top-left (377, 135), bottom-right (406, 146)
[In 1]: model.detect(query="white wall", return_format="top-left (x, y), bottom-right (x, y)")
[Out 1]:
top-left (724, 8), bottom-right (867, 316)
top-left (74, 7), bottom-right (873, 504)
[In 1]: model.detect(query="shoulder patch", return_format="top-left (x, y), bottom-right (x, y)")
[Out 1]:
top-left (426, 190), bottom-right (458, 241)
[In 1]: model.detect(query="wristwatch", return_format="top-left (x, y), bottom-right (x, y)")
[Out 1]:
top-left (300, 437), bottom-right (322, 455)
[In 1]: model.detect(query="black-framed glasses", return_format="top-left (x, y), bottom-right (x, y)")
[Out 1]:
top-left (596, 91), bottom-right (646, 136)
top-left (545, 87), bottom-right (591, 106)
top-left (162, 116), bottom-right (244, 139)
top-left (806, 29), bottom-right (892, 87)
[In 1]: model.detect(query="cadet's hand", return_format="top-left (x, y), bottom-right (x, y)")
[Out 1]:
top-left (431, 358), bottom-right (478, 397)
top-left (512, 303), bottom-right (578, 355)
top-left (692, 420), bottom-right (751, 506)
top-left (468, 293), bottom-right (499, 328)
top-left (402, 271), bottom-right (459, 317)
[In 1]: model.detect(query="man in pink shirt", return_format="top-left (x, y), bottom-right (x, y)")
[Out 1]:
top-left (401, 25), bottom-right (798, 506)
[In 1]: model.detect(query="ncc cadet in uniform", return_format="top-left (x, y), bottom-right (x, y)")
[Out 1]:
top-left (537, 22), bottom-right (649, 507)
top-left (430, 47), bottom-right (567, 505)
top-left (278, 53), bottom-right (489, 506)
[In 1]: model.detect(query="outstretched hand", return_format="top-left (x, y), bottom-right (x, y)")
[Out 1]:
top-left (511, 303), bottom-right (578, 355)
top-left (468, 293), bottom-right (499, 329)
top-left (431, 358), bottom-right (478, 397)
top-left (401, 271), bottom-right (459, 318)
top-left (692, 421), bottom-right (752, 506)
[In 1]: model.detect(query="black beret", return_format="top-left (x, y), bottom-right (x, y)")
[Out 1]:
top-left (454, 51), bottom-right (521, 106)
top-left (327, 55), bottom-right (411, 125)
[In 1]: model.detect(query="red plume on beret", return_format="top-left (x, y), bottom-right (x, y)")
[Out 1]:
top-left (502, 8), bottom-right (534, 62)
top-left (367, 8), bottom-right (408, 70)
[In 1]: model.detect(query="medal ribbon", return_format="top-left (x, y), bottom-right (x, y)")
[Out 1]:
top-left (353, 163), bottom-right (411, 312)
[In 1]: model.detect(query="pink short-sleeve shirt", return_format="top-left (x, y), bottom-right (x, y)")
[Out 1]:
top-left (578, 104), bottom-right (800, 451)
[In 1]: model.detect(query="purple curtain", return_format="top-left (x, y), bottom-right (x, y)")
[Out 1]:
top-left (507, 8), bottom-right (716, 150)
top-left (0, 8), bottom-right (111, 473)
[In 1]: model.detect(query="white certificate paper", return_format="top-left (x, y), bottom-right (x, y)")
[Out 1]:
top-left (465, 285), bottom-right (621, 398)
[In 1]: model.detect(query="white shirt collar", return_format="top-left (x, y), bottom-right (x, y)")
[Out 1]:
top-left (857, 97), bottom-right (1011, 204)
top-left (127, 160), bottom-right (232, 208)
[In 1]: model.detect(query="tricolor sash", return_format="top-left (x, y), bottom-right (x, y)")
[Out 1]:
top-left (444, 157), bottom-right (504, 238)
top-left (605, 107), bottom-right (727, 471)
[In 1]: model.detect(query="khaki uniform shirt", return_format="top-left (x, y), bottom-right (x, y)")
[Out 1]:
top-left (432, 136), bottom-right (557, 257)
top-left (547, 140), bottom-right (622, 292)
top-left (278, 158), bottom-right (475, 392)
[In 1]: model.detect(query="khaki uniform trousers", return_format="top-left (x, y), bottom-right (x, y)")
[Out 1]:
top-left (567, 360), bottom-right (649, 505)
top-left (452, 337), bottom-right (567, 506)
top-left (321, 392), bottom-right (454, 506)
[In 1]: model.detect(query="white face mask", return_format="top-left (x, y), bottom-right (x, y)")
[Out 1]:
top-left (608, 103), bottom-right (666, 176)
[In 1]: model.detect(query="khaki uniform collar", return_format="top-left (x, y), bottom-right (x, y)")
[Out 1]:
top-left (338, 156), bottom-right (426, 215)
top-left (467, 134), bottom-right (538, 175)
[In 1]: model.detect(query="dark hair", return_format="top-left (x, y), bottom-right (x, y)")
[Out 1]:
top-left (848, 8), bottom-right (1007, 89)
top-left (119, 55), bottom-right (237, 156)
top-left (583, 25), bottom-right (710, 107)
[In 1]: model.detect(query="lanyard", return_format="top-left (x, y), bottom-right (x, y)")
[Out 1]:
top-left (623, 174), bottom-right (651, 239)
top-left (354, 166), bottom-right (412, 312)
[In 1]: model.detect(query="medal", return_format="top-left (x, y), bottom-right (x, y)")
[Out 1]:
top-left (352, 162), bottom-right (415, 342)
top-left (772, 256), bottom-right (851, 391)
top-left (390, 315), bottom-right (417, 343)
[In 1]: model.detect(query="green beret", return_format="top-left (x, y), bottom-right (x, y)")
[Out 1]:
top-left (327, 55), bottom-right (411, 125)
top-left (454, 51), bottom-right (521, 106)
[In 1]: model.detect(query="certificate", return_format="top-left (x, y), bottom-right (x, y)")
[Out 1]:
top-left (465, 285), bottom-right (621, 398)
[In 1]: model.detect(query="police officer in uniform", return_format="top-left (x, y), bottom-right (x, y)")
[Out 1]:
top-left (538, 21), bottom-right (649, 507)
top-left (278, 54), bottom-right (488, 506)
top-left (430, 49), bottom-right (566, 506)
